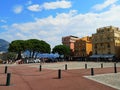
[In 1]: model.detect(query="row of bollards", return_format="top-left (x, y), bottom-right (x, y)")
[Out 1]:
top-left (39, 63), bottom-right (118, 78)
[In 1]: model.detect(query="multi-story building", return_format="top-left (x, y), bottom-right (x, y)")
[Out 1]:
top-left (92, 26), bottom-right (120, 59)
top-left (62, 35), bottom-right (79, 53)
top-left (74, 36), bottom-right (92, 59)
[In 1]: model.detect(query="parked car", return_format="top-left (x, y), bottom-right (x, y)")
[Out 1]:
top-left (27, 59), bottom-right (34, 63)
top-left (34, 59), bottom-right (41, 63)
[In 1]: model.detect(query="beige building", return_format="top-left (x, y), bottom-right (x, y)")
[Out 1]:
top-left (74, 36), bottom-right (92, 58)
top-left (92, 26), bottom-right (120, 59)
top-left (62, 35), bottom-right (79, 53)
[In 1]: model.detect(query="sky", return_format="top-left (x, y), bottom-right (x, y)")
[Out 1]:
top-left (0, 0), bottom-right (120, 48)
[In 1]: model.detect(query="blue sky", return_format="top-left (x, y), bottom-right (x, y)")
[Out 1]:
top-left (0, 0), bottom-right (120, 48)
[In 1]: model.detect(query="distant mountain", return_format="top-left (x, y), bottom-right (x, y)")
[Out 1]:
top-left (0, 39), bottom-right (9, 52)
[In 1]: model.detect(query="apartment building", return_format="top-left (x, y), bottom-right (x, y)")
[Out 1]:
top-left (62, 35), bottom-right (79, 53)
top-left (74, 36), bottom-right (92, 59)
top-left (92, 26), bottom-right (120, 59)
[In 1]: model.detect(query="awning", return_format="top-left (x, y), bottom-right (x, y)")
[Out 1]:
top-left (102, 54), bottom-right (114, 58)
top-left (90, 54), bottom-right (114, 58)
top-left (90, 55), bottom-right (102, 58)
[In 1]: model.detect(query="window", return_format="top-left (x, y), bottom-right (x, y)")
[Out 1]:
top-left (95, 44), bottom-right (97, 49)
top-left (108, 52), bottom-right (111, 54)
top-left (95, 51), bottom-right (97, 55)
top-left (107, 43), bottom-right (110, 48)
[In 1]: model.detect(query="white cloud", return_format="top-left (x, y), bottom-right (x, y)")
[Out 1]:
top-left (13, 5), bottom-right (23, 14)
top-left (27, 4), bottom-right (41, 12)
top-left (27, 0), bottom-right (72, 12)
top-left (92, 0), bottom-right (118, 11)
top-left (0, 19), bottom-right (7, 23)
top-left (43, 0), bottom-right (72, 10)
top-left (2, 3), bottom-right (120, 48)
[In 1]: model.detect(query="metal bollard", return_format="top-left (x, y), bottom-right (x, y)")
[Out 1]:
top-left (5, 66), bottom-right (8, 74)
top-left (65, 64), bottom-right (67, 70)
top-left (114, 63), bottom-right (117, 73)
top-left (6, 73), bottom-right (11, 86)
top-left (101, 63), bottom-right (103, 68)
top-left (91, 68), bottom-right (94, 76)
top-left (39, 65), bottom-right (42, 71)
top-left (58, 69), bottom-right (61, 79)
top-left (85, 64), bottom-right (87, 69)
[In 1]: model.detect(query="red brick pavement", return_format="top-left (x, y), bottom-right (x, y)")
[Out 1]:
top-left (0, 65), bottom-right (119, 90)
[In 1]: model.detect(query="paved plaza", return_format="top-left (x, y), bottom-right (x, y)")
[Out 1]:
top-left (0, 61), bottom-right (120, 90)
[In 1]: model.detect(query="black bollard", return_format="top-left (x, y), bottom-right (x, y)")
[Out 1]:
top-left (6, 73), bottom-right (11, 86)
top-left (114, 63), bottom-right (117, 73)
top-left (101, 63), bottom-right (103, 68)
top-left (58, 69), bottom-right (61, 79)
top-left (5, 66), bottom-right (8, 74)
top-left (39, 65), bottom-right (42, 71)
top-left (85, 64), bottom-right (87, 69)
top-left (91, 68), bottom-right (94, 76)
top-left (65, 64), bottom-right (67, 70)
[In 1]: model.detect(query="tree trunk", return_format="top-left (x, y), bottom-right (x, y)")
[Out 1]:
top-left (16, 51), bottom-right (22, 60)
top-left (29, 51), bottom-right (32, 58)
top-left (35, 52), bottom-right (39, 59)
top-left (32, 51), bottom-right (35, 58)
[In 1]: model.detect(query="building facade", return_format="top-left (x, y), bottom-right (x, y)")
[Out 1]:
top-left (92, 26), bottom-right (120, 59)
top-left (74, 36), bottom-right (92, 58)
top-left (62, 35), bottom-right (79, 53)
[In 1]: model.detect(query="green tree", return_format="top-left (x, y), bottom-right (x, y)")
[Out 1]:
top-left (8, 39), bottom-right (51, 59)
top-left (1, 52), bottom-right (16, 61)
top-left (25, 39), bottom-right (51, 58)
top-left (8, 40), bottom-right (25, 60)
top-left (52, 45), bottom-right (70, 58)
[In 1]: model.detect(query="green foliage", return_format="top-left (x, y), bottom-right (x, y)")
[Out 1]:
top-left (1, 52), bottom-right (16, 61)
top-left (8, 40), bottom-right (25, 53)
top-left (25, 39), bottom-right (51, 58)
top-left (8, 40), bottom-right (25, 60)
top-left (52, 45), bottom-right (70, 57)
top-left (8, 39), bottom-right (51, 59)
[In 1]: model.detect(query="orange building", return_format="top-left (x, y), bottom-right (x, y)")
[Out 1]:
top-left (74, 36), bottom-right (92, 59)
top-left (62, 35), bottom-right (79, 53)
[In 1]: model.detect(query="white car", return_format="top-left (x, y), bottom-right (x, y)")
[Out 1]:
top-left (27, 59), bottom-right (34, 63)
top-left (34, 59), bottom-right (41, 63)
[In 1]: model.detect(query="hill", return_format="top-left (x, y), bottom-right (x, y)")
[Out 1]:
top-left (0, 39), bottom-right (9, 52)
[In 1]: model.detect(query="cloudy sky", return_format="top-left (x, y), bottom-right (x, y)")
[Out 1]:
top-left (0, 0), bottom-right (120, 48)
